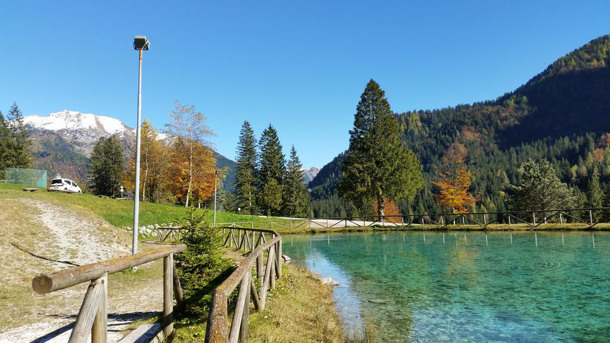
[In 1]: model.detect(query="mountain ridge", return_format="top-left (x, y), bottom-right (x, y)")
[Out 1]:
top-left (310, 34), bottom-right (610, 217)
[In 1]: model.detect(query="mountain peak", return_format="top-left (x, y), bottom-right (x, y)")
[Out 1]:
top-left (24, 110), bottom-right (132, 135)
top-left (528, 35), bottom-right (610, 86)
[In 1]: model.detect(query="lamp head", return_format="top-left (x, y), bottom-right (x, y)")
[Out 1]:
top-left (133, 36), bottom-right (150, 50)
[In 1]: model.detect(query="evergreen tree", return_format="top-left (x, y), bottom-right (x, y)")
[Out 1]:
top-left (282, 146), bottom-right (310, 217)
top-left (586, 166), bottom-right (603, 220)
top-left (601, 183), bottom-right (610, 222)
top-left (88, 136), bottom-right (124, 197)
top-left (2, 103), bottom-right (32, 172)
top-left (0, 111), bottom-right (9, 179)
top-left (338, 79), bottom-right (423, 219)
top-left (512, 159), bottom-right (576, 211)
top-left (234, 121), bottom-right (258, 214)
top-left (257, 125), bottom-right (285, 215)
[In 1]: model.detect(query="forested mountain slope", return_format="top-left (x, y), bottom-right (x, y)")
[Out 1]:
top-left (310, 35), bottom-right (610, 217)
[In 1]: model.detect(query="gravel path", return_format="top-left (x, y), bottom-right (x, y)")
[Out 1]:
top-left (0, 199), bottom-right (164, 343)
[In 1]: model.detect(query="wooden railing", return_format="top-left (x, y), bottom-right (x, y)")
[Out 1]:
top-left (206, 228), bottom-right (282, 343)
top-left (31, 244), bottom-right (186, 343)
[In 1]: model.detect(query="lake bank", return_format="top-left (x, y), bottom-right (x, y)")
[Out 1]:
top-left (268, 222), bottom-right (610, 235)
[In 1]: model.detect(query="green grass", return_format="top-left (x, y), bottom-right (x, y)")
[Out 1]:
top-left (5, 183), bottom-right (607, 233)
top-left (0, 183), bottom-right (291, 229)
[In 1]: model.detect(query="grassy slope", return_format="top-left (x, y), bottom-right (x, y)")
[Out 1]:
top-left (0, 183), bottom-right (289, 229)
top-left (0, 183), bottom-right (166, 333)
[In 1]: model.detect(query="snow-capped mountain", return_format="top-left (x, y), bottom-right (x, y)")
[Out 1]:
top-left (23, 110), bottom-right (236, 190)
top-left (24, 110), bottom-right (134, 157)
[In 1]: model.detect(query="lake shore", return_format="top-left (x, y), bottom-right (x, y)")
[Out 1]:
top-left (269, 222), bottom-right (610, 235)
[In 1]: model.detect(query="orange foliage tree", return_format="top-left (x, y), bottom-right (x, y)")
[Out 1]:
top-left (165, 138), bottom-right (216, 206)
top-left (373, 199), bottom-right (402, 223)
top-left (165, 101), bottom-right (215, 207)
top-left (432, 154), bottom-right (476, 214)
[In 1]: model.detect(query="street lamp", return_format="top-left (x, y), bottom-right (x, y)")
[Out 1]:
top-left (213, 170), bottom-right (219, 227)
top-left (132, 35), bottom-right (149, 255)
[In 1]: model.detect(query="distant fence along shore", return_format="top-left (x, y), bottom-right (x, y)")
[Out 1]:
top-left (209, 207), bottom-right (610, 233)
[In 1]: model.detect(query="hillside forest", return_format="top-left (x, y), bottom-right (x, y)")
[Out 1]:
top-left (309, 35), bottom-right (610, 220)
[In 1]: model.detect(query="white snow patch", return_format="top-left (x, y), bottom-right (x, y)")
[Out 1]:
top-left (24, 110), bottom-right (131, 135)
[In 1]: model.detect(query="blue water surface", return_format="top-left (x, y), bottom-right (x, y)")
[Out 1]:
top-left (283, 232), bottom-right (610, 342)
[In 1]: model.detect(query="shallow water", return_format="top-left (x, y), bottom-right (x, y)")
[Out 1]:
top-left (283, 232), bottom-right (610, 342)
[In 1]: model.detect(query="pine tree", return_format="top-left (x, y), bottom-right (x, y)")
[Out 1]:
top-left (88, 136), bottom-right (124, 197)
top-left (338, 79), bottom-right (423, 219)
top-left (282, 146), bottom-right (310, 217)
top-left (586, 166), bottom-right (603, 221)
top-left (3, 103), bottom-right (32, 171)
top-left (601, 183), bottom-right (610, 222)
top-left (512, 159), bottom-right (576, 211)
top-left (234, 121), bottom-right (258, 214)
top-left (0, 111), bottom-right (9, 179)
top-left (258, 125), bottom-right (285, 215)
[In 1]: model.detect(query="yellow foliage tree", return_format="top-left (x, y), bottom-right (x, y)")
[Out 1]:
top-left (432, 154), bottom-right (476, 214)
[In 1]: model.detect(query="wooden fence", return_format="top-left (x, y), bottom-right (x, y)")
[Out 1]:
top-left (31, 244), bottom-right (186, 343)
top-left (212, 207), bottom-right (610, 231)
top-left (206, 227), bottom-right (282, 343)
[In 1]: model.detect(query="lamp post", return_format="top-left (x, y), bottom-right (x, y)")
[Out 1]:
top-left (132, 35), bottom-right (150, 255)
top-left (214, 170), bottom-right (219, 227)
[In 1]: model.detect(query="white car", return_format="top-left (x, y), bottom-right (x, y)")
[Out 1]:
top-left (48, 178), bottom-right (82, 193)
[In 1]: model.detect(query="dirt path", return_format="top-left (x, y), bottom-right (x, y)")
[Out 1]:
top-left (0, 198), bottom-right (166, 342)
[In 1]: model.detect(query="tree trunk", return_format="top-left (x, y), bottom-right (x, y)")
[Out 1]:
top-left (185, 142), bottom-right (193, 207)
top-left (377, 196), bottom-right (385, 221)
top-left (142, 155), bottom-right (148, 202)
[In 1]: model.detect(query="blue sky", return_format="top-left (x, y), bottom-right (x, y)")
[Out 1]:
top-left (1, 1), bottom-right (609, 168)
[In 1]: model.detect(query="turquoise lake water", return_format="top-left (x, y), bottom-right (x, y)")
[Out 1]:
top-left (283, 232), bottom-right (609, 342)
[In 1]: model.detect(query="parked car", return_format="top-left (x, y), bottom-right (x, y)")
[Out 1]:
top-left (48, 178), bottom-right (82, 193)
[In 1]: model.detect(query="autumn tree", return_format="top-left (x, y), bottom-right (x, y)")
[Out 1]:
top-left (373, 199), bottom-right (402, 223)
top-left (165, 101), bottom-right (215, 207)
top-left (125, 120), bottom-right (169, 202)
top-left (338, 79), bottom-right (423, 219)
top-left (282, 146), bottom-right (310, 217)
top-left (234, 121), bottom-right (258, 214)
top-left (166, 137), bottom-right (216, 206)
top-left (432, 154), bottom-right (477, 214)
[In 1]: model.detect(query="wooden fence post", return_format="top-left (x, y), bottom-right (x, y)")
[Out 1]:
top-left (533, 212), bottom-right (536, 225)
top-left (91, 272), bottom-right (108, 343)
top-left (69, 273), bottom-right (107, 343)
top-left (164, 254), bottom-right (174, 339)
top-left (229, 271), bottom-right (251, 343)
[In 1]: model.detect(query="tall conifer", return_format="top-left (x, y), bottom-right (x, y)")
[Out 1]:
top-left (339, 79), bottom-right (423, 219)
top-left (234, 121), bottom-right (258, 214)
top-left (282, 146), bottom-right (310, 217)
top-left (88, 136), bottom-right (124, 197)
top-left (3, 103), bottom-right (32, 170)
top-left (258, 125), bottom-right (285, 215)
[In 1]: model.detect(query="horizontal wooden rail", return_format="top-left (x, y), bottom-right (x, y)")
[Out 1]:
top-left (33, 244), bottom-right (186, 294)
